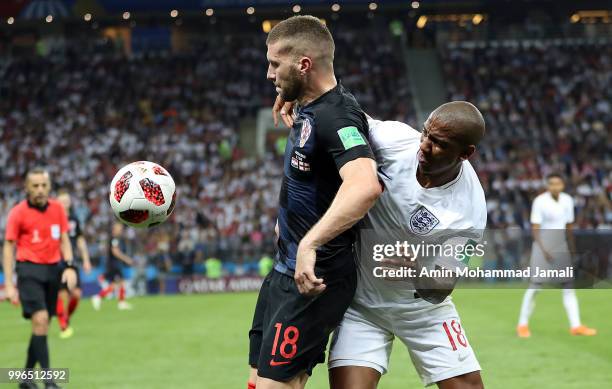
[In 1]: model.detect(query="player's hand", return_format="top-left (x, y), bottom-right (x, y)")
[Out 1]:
top-left (61, 268), bottom-right (78, 291)
top-left (5, 284), bottom-right (19, 305)
top-left (295, 242), bottom-right (326, 296)
top-left (272, 95), bottom-right (295, 128)
top-left (274, 220), bottom-right (280, 245)
top-left (378, 256), bottom-right (416, 282)
top-left (414, 261), bottom-right (458, 304)
top-left (543, 250), bottom-right (553, 262)
top-left (83, 261), bottom-right (92, 274)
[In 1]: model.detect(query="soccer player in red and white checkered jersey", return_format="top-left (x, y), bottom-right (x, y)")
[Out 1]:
top-left (3, 167), bottom-right (77, 389)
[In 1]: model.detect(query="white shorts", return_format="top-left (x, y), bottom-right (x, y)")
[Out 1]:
top-left (328, 296), bottom-right (481, 387)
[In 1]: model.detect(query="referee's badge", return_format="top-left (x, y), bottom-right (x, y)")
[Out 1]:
top-left (298, 119), bottom-right (312, 148)
top-left (51, 224), bottom-right (61, 240)
top-left (409, 206), bottom-right (440, 235)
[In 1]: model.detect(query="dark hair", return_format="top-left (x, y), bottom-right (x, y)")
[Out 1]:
top-left (546, 172), bottom-right (564, 181)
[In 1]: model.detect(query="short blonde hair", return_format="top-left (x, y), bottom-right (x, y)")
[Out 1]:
top-left (266, 15), bottom-right (335, 68)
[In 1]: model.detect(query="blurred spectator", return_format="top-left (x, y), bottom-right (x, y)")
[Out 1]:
top-left (442, 42), bottom-right (612, 229)
top-left (205, 256), bottom-right (222, 279)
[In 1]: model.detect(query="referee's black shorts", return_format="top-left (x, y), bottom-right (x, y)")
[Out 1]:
top-left (249, 262), bottom-right (357, 382)
top-left (16, 261), bottom-right (62, 319)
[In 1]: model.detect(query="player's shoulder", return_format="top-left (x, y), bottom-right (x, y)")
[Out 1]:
top-left (7, 200), bottom-right (27, 218)
top-left (560, 192), bottom-right (574, 202)
top-left (367, 119), bottom-right (420, 150)
top-left (11, 199), bottom-right (27, 210)
top-left (458, 162), bottom-right (487, 215)
top-left (532, 191), bottom-right (548, 204)
top-left (308, 85), bottom-right (366, 128)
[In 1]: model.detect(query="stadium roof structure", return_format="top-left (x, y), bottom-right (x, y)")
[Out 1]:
top-left (1, 0), bottom-right (611, 20)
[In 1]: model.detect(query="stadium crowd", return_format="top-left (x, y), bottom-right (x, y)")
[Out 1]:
top-left (0, 22), bottom-right (414, 273)
top-left (443, 41), bottom-right (612, 230)
top-left (1, 26), bottom-right (610, 276)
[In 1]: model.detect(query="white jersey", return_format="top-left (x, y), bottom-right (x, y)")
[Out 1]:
top-left (529, 192), bottom-right (574, 280)
top-left (355, 119), bottom-right (487, 306)
top-left (530, 192), bottom-right (574, 229)
top-left (329, 119), bottom-right (486, 384)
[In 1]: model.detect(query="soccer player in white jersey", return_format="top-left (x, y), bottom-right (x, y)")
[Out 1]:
top-left (516, 173), bottom-right (596, 338)
top-left (273, 100), bottom-right (487, 389)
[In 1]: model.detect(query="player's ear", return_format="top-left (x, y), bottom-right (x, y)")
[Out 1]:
top-left (460, 145), bottom-right (476, 161)
top-left (298, 56), bottom-right (312, 75)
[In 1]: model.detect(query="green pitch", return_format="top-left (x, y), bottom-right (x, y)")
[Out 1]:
top-left (1, 288), bottom-right (611, 388)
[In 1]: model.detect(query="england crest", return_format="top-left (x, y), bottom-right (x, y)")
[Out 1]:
top-left (409, 206), bottom-right (440, 235)
top-left (299, 119), bottom-right (312, 148)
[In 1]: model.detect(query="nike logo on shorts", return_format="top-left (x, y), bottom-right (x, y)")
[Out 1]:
top-left (269, 359), bottom-right (291, 366)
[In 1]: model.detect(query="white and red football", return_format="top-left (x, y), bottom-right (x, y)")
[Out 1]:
top-left (109, 161), bottom-right (176, 228)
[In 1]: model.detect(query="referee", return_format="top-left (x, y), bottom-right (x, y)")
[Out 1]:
top-left (3, 168), bottom-right (77, 389)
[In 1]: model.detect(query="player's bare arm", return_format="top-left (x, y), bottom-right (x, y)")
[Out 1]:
top-left (60, 232), bottom-right (78, 290)
top-left (2, 239), bottom-right (18, 303)
top-left (565, 223), bottom-right (576, 259)
top-left (531, 224), bottom-right (552, 262)
top-left (76, 235), bottom-right (92, 273)
top-left (414, 259), bottom-right (461, 305)
top-left (111, 245), bottom-right (134, 266)
top-left (295, 158), bottom-right (381, 296)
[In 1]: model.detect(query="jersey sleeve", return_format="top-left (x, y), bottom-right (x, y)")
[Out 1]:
top-left (317, 113), bottom-right (375, 171)
top-left (565, 196), bottom-right (575, 224)
top-left (4, 206), bottom-right (21, 241)
top-left (111, 238), bottom-right (120, 248)
top-left (367, 119), bottom-right (421, 162)
top-left (530, 197), bottom-right (543, 225)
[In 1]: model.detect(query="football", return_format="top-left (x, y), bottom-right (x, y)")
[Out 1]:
top-left (109, 161), bottom-right (176, 228)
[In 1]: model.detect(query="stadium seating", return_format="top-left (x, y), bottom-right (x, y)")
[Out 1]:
top-left (1, 31), bottom-right (609, 274)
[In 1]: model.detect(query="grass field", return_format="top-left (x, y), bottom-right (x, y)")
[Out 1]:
top-left (1, 288), bottom-right (611, 388)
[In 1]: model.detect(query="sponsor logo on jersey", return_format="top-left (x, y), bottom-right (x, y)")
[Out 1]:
top-left (409, 206), bottom-right (440, 235)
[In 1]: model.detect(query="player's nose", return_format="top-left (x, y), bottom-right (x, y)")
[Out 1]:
top-left (420, 137), bottom-right (432, 154)
top-left (266, 67), bottom-right (275, 82)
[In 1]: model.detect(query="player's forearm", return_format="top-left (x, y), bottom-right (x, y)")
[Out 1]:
top-left (566, 225), bottom-right (576, 256)
top-left (77, 236), bottom-right (91, 263)
top-left (302, 179), bottom-right (380, 249)
top-left (531, 225), bottom-right (547, 253)
top-left (60, 235), bottom-right (74, 263)
top-left (2, 241), bottom-right (15, 286)
top-left (415, 258), bottom-right (460, 304)
top-left (113, 249), bottom-right (133, 265)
